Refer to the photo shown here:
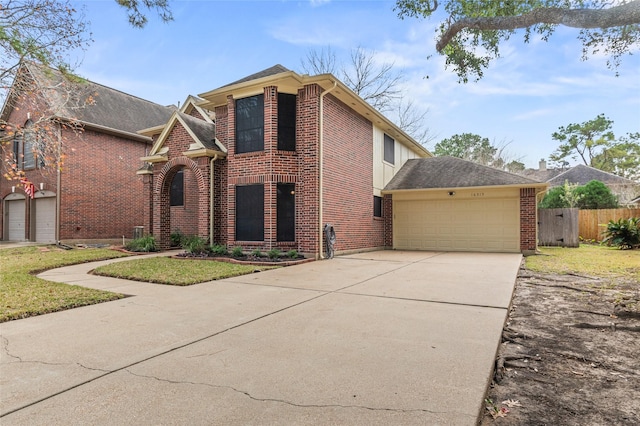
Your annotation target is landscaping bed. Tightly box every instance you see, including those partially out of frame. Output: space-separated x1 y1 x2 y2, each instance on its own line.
481 246 640 425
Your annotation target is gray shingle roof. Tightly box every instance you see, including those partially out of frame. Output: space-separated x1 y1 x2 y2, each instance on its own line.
26 62 175 136
177 111 217 149
221 64 291 88
547 164 635 186
384 156 541 191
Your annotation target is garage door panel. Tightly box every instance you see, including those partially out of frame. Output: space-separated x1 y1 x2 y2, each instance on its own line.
393 197 520 253
35 197 56 243
7 200 26 241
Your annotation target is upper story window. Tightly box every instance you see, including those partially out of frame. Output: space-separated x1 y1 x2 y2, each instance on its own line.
170 170 184 206
236 94 264 154
12 119 41 171
383 134 395 165
278 93 296 151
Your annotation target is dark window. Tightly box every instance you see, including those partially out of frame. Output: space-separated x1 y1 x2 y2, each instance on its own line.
374 195 383 218
384 134 395 165
277 183 295 241
12 134 23 169
236 94 264 154
236 184 264 241
278 93 296 151
23 129 36 170
170 170 184 206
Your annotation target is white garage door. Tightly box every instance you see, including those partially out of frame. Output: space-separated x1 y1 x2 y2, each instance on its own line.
7 199 26 241
393 197 520 253
35 197 56 243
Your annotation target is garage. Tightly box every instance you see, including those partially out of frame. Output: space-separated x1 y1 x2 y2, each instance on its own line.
34 193 56 243
5 194 26 241
384 157 547 254
393 189 521 252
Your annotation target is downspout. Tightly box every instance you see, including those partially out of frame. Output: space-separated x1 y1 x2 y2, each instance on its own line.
55 126 61 243
318 80 337 259
209 155 218 244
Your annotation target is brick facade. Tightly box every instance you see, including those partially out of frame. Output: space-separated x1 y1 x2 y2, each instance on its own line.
520 187 538 252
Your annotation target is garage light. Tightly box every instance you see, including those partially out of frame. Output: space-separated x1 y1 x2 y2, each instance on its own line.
448 191 455 196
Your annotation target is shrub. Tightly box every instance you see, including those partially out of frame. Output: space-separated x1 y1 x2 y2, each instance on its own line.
267 248 282 259
575 180 618 209
286 249 299 259
231 246 244 258
170 229 184 247
181 235 208 254
210 244 229 256
539 186 567 208
251 249 263 257
125 235 157 252
602 218 640 250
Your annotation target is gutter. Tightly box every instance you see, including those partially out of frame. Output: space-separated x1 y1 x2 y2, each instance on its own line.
318 80 337 259
210 155 218 244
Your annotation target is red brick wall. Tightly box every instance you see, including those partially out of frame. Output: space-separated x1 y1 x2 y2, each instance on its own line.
60 128 150 240
383 194 393 247
520 188 538 252
321 94 382 252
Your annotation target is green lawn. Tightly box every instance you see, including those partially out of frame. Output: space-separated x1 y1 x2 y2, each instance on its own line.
92 257 277 286
526 244 640 281
0 246 130 322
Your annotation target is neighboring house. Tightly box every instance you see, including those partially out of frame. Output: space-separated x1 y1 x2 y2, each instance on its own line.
0 62 175 243
522 160 639 205
141 65 546 256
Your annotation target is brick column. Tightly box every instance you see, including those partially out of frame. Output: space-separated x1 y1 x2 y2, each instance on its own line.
520 188 537 253
383 194 393 248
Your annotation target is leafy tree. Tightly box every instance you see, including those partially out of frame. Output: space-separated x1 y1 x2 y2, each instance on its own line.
549 115 640 180
538 186 567 209
550 114 615 166
300 46 434 145
394 0 640 82
434 133 524 170
574 180 618 209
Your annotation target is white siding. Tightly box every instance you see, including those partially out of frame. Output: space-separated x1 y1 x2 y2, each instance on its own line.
372 127 422 196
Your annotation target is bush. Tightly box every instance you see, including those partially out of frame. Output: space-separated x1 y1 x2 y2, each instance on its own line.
210 244 229 256
231 246 244 258
286 250 299 259
170 229 184 247
575 180 618 209
125 235 157 252
602 218 640 249
539 186 567 208
251 249 263 257
181 235 208 254
267 248 282 259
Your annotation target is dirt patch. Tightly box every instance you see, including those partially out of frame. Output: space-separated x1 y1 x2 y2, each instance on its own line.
481 263 640 425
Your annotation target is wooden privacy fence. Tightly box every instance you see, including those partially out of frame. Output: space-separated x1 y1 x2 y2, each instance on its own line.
538 208 579 247
578 208 640 242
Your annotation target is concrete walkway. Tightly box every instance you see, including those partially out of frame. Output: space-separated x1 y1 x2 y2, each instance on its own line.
0 250 521 425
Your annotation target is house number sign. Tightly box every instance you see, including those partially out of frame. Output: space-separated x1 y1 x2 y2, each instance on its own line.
471 192 485 197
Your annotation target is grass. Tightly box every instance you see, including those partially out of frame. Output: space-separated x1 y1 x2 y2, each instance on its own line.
0 246 130 322
93 257 278 286
526 244 640 281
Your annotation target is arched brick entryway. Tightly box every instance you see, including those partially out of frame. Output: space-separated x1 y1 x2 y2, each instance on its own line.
154 157 209 249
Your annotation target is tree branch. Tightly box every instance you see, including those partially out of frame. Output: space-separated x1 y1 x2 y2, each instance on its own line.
437 0 640 52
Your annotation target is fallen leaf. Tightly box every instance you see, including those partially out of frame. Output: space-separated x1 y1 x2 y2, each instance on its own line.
502 399 522 408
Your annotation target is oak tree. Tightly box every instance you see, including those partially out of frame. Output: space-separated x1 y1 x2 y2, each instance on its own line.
395 0 640 82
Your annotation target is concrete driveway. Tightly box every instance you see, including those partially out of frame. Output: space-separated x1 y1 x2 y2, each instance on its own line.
0 250 521 425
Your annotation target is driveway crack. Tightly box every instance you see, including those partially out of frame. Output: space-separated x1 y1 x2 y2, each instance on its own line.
124 370 464 416
1 335 22 362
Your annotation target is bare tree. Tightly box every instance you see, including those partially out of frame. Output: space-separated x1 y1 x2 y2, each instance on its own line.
300 46 431 145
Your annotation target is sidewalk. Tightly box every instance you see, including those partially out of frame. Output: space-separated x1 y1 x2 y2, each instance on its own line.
1 250 521 425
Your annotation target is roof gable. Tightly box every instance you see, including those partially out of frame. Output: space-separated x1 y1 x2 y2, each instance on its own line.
384 156 543 191
221 65 291 88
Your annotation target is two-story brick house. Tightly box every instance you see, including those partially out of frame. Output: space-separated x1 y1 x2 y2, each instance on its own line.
0 62 174 243
140 65 546 257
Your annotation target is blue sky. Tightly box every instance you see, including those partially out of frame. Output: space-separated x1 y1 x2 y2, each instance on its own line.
71 0 640 169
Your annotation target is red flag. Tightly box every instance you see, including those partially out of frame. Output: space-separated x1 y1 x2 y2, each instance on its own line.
20 177 35 199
